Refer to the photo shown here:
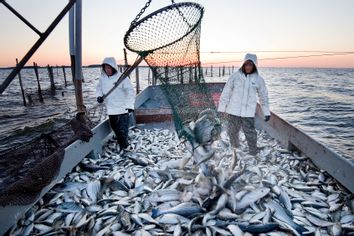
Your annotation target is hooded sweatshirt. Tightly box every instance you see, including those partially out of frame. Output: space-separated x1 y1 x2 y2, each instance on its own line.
96 57 135 115
217 53 270 117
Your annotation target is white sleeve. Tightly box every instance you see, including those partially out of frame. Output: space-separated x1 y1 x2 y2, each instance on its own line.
95 77 103 97
257 76 270 116
123 78 136 110
217 75 235 112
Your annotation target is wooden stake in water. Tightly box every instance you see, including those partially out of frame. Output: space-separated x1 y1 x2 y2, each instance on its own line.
16 59 27 107
62 66 67 87
148 68 151 85
180 67 184 84
189 66 192 83
210 65 213 77
33 62 43 103
135 66 140 94
47 65 56 94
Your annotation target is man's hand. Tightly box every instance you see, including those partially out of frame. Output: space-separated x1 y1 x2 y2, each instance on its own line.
97 96 104 103
265 115 271 122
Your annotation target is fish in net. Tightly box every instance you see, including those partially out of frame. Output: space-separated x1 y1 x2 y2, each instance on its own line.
124 2 222 175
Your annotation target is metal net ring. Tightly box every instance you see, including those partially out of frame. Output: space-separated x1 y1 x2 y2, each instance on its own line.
124 2 204 54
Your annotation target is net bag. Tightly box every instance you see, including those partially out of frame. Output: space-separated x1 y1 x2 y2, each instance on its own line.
124 2 220 143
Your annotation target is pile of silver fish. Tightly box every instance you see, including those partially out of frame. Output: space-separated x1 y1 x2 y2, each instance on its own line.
8 126 354 235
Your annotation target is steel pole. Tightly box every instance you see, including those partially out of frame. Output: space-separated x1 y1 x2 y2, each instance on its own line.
73 0 85 113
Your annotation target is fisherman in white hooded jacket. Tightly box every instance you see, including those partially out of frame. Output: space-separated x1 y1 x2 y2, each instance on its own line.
218 53 270 155
96 57 135 151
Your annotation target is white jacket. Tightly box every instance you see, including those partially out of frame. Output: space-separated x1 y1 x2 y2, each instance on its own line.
96 57 135 115
217 54 270 117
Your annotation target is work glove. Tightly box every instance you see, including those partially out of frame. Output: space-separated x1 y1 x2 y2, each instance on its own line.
97 96 104 103
127 109 134 113
265 115 271 122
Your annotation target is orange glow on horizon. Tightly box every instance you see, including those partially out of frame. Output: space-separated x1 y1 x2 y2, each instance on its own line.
1 52 354 69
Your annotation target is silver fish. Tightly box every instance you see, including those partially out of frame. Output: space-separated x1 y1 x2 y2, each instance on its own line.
152 202 203 218
235 187 270 213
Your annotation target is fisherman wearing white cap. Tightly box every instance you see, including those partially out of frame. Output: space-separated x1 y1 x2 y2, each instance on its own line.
218 53 271 155
96 57 135 153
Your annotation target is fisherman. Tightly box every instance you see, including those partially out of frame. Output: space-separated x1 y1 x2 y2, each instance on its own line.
218 53 271 156
96 57 135 152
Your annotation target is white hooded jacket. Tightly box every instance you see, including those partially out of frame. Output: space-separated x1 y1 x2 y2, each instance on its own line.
96 57 135 115
217 54 270 117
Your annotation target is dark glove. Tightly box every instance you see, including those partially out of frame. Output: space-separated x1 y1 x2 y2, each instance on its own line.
265 115 271 122
97 96 104 103
127 109 134 113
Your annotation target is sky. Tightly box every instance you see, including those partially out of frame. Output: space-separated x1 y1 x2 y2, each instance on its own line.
0 0 354 68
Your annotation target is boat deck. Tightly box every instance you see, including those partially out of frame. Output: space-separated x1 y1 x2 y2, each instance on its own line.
5 121 354 235
1 83 353 235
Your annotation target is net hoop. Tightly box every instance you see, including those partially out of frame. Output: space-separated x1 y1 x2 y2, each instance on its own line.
124 2 204 54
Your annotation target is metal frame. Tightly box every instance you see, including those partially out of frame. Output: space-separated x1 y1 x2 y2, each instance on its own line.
0 0 77 94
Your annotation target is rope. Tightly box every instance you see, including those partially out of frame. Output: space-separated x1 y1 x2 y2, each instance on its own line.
201 51 354 65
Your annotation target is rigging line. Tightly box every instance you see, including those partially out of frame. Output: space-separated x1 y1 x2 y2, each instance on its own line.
200 50 354 54
201 52 354 65
125 50 354 55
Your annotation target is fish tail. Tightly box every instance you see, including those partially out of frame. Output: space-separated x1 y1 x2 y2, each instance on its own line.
151 208 160 218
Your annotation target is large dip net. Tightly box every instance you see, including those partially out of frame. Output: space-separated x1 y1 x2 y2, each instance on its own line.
124 2 220 142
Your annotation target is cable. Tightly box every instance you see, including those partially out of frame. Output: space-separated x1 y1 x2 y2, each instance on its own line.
201 52 354 65
200 50 354 54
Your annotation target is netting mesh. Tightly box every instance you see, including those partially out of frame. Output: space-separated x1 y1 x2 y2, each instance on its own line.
125 2 216 136
0 107 103 206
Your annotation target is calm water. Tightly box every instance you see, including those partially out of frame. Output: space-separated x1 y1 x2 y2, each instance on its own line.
0 67 353 160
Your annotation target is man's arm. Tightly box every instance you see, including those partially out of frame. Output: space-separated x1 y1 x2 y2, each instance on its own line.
123 79 136 110
257 76 271 117
218 75 235 113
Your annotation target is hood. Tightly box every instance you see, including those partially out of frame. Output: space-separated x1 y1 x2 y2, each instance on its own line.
243 53 258 67
239 53 258 74
102 57 119 74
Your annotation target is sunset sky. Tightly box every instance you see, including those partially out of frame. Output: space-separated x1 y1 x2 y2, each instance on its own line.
1 0 354 68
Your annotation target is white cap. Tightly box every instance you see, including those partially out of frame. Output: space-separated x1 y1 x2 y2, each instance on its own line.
243 53 258 66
